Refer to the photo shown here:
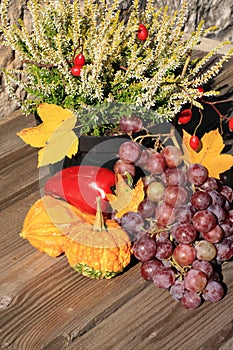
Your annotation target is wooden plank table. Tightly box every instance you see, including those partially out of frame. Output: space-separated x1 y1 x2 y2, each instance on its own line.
0 53 233 350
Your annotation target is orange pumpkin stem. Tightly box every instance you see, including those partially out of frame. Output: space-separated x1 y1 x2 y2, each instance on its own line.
92 197 106 232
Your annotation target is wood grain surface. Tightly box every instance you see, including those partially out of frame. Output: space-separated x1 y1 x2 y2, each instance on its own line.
0 55 233 350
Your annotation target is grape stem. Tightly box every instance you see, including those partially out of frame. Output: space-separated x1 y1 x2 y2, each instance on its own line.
170 256 191 276
149 226 171 238
133 126 180 149
169 126 182 150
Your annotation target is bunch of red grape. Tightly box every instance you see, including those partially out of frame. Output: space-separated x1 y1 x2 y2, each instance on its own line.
114 115 233 310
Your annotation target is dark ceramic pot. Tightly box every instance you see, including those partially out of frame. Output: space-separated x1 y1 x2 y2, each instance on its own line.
49 134 131 175
35 110 233 188
34 112 132 174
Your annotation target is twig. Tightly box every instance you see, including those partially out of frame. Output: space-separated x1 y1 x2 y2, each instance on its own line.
21 60 57 68
119 65 128 71
181 50 192 77
194 108 204 136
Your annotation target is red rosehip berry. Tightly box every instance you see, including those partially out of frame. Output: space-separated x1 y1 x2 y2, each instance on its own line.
197 87 204 94
178 109 192 124
229 117 233 132
70 65 82 76
189 135 200 151
137 23 148 41
74 52 86 66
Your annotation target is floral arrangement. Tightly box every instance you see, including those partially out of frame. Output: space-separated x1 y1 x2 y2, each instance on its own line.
1 0 233 310
1 0 233 134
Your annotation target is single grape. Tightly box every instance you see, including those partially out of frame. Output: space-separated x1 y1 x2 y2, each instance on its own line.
114 159 136 177
184 268 207 293
215 238 233 261
199 177 218 191
140 259 163 281
221 219 233 237
164 185 189 208
155 237 173 260
202 225 224 243
181 290 202 310
170 279 185 301
190 190 212 210
145 152 167 174
208 204 227 225
135 230 151 240
157 230 170 239
138 198 156 219
133 236 157 262
192 210 217 233
146 181 165 202
186 163 208 185
120 212 144 235
118 141 142 164
142 175 156 189
219 185 233 203
175 205 195 223
227 234 233 243
228 210 233 221
211 271 221 282
155 203 176 227
172 223 197 244
173 244 196 266
161 145 183 168
202 280 224 302
119 115 143 134
135 149 149 167
161 167 187 186
208 190 224 207
192 260 214 279
224 200 231 211
195 240 216 261
152 267 175 289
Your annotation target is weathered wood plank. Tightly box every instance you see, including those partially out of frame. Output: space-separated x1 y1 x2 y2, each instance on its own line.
0 190 50 275
0 152 40 210
1 187 232 350
0 253 145 349
0 190 145 350
0 110 36 169
67 262 233 350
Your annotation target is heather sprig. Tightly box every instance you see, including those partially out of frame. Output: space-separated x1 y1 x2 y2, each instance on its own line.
1 0 232 131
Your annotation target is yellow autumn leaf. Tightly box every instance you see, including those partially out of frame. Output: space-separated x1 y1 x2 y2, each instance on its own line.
37 103 75 124
17 103 79 167
107 175 145 218
182 129 233 179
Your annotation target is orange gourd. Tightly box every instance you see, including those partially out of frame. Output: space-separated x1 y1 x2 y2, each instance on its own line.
20 196 132 278
20 195 80 257
65 197 132 278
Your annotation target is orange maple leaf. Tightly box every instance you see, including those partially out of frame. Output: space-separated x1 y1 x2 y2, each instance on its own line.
182 129 233 179
106 175 145 218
